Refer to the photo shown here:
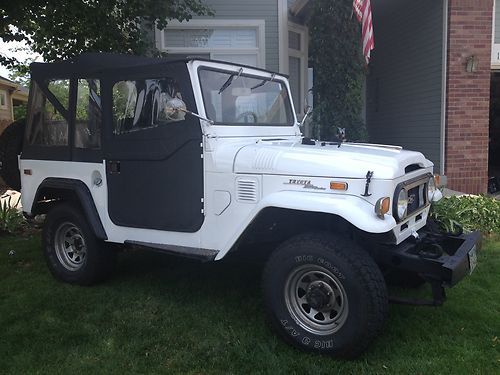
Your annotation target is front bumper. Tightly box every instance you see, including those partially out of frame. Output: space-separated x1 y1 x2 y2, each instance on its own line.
373 228 481 288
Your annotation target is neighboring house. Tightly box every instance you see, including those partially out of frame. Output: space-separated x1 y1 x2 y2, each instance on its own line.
0 76 28 134
154 0 493 194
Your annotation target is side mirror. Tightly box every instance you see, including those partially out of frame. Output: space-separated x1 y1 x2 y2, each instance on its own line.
165 97 215 125
165 98 187 121
304 88 313 114
300 89 313 127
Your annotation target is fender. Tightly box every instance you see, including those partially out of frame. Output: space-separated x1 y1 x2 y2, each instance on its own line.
215 191 397 260
31 178 107 240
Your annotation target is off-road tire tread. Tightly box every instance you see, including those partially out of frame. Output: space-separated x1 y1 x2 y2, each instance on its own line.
262 232 388 358
0 119 26 191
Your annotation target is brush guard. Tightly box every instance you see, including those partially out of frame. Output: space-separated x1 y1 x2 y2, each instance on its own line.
372 225 480 306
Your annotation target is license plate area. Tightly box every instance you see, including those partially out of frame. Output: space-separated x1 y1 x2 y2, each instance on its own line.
468 246 477 274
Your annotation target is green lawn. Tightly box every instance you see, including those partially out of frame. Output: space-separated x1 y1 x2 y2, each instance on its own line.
1 234 499 374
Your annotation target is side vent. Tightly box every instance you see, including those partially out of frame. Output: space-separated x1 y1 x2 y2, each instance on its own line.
236 178 259 203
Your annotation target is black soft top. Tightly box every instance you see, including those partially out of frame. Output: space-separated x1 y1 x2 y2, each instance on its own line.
30 52 284 78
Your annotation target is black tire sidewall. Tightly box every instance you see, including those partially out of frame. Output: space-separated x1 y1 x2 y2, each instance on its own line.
263 236 386 356
43 204 108 285
0 119 25 191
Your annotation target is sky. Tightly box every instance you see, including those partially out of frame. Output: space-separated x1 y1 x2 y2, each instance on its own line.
0 38 42 79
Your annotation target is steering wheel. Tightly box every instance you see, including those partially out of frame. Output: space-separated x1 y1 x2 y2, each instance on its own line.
235 111 258 123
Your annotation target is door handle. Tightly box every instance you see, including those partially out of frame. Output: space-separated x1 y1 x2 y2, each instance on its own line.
107 160 121 174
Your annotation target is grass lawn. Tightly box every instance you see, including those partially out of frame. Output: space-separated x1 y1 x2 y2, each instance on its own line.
0 234 499 374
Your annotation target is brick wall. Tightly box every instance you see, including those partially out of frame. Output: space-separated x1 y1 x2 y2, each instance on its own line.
445 0 493 194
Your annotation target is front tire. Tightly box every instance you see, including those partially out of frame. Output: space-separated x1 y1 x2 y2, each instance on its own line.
43 203 115 285
262 232 388 358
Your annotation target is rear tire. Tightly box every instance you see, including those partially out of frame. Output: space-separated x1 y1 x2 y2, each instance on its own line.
43 203 115 285
0 119 26 191
262 232 388 358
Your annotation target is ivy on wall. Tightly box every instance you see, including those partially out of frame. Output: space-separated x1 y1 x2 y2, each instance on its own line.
308 0 368 141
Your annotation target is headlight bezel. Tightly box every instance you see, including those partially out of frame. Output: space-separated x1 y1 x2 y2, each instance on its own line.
392 173 433 223
394 187 408 221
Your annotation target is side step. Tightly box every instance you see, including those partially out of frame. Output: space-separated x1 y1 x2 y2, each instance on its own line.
124 240 219 262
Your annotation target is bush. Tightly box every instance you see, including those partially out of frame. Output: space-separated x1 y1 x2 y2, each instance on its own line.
0 195 25 235
430 195 500 235
308 0 368 142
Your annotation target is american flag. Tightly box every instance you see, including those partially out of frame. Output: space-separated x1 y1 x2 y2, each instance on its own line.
353 0 374 64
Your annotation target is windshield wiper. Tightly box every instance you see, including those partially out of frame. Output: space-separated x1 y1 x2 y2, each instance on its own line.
218 68 243 94
251 73 276 91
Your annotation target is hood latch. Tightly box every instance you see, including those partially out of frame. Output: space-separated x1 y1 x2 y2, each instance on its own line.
361 171 374 197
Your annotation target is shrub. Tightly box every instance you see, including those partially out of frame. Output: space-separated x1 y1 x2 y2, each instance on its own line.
430 195 500 235
0 195 25 234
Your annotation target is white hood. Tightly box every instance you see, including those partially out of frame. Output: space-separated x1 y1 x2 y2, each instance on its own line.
231 140 433 179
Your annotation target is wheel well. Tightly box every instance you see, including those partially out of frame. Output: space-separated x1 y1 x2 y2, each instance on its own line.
32 187 80 215
232 207 356 252
31 178 107 240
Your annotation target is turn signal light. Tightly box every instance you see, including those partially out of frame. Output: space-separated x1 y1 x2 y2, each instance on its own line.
330 181 348 191
375 197 391 218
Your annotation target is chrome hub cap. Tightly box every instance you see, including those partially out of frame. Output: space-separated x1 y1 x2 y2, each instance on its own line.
285 265 348 335
54 222 87 271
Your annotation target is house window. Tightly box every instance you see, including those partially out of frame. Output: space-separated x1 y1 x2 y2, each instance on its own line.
157 19 266 68
0 90 7 109
288 23 308 116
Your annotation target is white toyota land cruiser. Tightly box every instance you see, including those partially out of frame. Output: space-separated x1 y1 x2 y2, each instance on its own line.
0 53 479 358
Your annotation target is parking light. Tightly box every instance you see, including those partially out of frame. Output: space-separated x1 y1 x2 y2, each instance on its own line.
375 197 391 218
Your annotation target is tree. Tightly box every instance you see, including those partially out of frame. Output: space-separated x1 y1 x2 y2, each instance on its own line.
308 0 367 142
0 0 213 71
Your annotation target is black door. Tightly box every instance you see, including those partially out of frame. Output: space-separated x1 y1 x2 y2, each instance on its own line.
102 62 204 232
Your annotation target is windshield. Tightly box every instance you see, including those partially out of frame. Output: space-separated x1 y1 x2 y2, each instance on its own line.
199 68 294 126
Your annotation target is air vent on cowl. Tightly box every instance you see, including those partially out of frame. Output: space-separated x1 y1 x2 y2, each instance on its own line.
236 178 259 203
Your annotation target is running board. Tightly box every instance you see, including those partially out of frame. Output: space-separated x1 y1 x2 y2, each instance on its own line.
124 241 219 262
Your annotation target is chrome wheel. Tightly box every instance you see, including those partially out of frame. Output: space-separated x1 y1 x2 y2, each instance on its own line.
285 265 348 335
54 222 87 271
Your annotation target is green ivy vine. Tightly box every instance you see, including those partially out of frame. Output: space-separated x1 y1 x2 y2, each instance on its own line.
308 0 368 141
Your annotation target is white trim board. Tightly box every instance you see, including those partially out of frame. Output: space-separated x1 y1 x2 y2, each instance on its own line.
278 0 289 74
440 0 448 176
156 19 266 68
288 22 309 115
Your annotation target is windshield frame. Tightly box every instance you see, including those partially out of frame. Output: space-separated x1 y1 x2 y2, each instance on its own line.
197 67 295 127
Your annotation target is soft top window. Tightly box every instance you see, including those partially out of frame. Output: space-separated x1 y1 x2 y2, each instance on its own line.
198 68 294 126
26 80 69 147
112 77 183 135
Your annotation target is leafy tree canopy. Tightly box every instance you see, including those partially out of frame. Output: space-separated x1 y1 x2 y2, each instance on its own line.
1 0 213 72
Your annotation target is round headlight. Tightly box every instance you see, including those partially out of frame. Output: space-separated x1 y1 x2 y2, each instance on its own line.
428 176 437 202
396 189 408 220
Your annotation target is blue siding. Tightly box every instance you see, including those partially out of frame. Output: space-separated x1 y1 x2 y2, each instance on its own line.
366 0 445 171
191 0 279 72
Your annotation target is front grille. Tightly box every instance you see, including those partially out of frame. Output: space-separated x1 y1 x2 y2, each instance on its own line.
406 184 426 216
